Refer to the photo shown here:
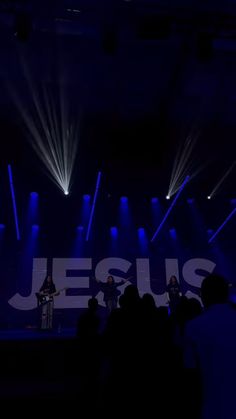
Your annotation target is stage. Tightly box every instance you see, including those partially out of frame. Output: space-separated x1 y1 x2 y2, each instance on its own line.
0 327 76 341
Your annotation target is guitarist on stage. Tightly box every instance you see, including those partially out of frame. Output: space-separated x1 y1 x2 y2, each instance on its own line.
38 274 58 330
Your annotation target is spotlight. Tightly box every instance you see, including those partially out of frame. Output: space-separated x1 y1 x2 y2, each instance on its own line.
208 207 236 243
12 66 79 196
8 164 20 241
110 226 118 237
166 195 170 200
169 228 177 239
138 227 145 235
207 162 235 199
138 227 148 255
207 196 211 200
83 194 90 201
119 195 131 228
151 176 190 243
86 171 102 242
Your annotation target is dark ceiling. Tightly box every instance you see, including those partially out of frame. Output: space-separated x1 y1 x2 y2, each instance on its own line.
0 0 235 199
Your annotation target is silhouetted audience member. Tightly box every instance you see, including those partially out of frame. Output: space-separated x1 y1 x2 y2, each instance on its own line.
76 297 100 340
171 295 189 344
140 293 159 345
187 297 202 320
100 285 142 413
76 297 101 411
123 284 140 309
156 305 170 341
184 273 236 419
141 292 156 309
118 293 125 309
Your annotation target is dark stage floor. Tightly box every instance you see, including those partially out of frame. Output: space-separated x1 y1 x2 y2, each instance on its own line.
0 327 76 341
0 328 83 404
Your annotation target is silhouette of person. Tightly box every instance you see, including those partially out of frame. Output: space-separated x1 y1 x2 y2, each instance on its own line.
38 274 57 330
76 297 101 411
76 297 100 340
95 275 127 313
167 275 181 314
184 273 236 419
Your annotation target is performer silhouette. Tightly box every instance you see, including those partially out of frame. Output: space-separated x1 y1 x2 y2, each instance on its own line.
38 274 58 329
95 275 128 312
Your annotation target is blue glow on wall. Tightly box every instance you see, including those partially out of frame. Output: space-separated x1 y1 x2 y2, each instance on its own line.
111 226 118 237
110 226 119 255
169 228 177 240
28 192 39 226
138 227 148 256
81 194 91 227
73 225 84 256
119 196 131 228
151 196 162 226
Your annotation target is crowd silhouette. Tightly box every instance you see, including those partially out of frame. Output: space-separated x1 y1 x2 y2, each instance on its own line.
74 273 236 418
1 273 234 419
